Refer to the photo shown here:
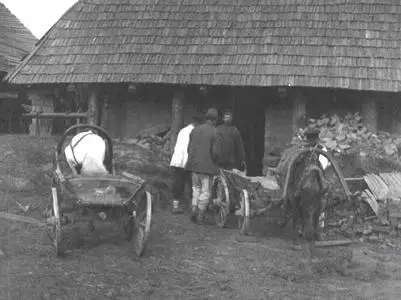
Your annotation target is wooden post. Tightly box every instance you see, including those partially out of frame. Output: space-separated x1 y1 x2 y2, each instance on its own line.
292 89 306 133
27 89 54 136
100 95 109 129
171 91 185 154
361 95 378 133
87 85 100 126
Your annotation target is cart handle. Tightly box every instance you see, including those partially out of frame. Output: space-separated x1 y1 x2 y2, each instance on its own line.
54 123 114 175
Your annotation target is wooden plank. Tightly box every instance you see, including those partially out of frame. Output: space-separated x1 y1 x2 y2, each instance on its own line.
315 239 353 248
23 112 88 119
0 91 18 99
362 189 379 215
364 174 389 201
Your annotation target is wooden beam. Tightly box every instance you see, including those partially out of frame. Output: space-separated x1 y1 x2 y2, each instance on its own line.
361 96 377 133
0 91 18 99
292 89 306 133
87 85 100 125
170 91 185 154
22 112 87 119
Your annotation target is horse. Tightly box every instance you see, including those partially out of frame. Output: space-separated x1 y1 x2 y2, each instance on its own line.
64 130 109 176
281 149 328 261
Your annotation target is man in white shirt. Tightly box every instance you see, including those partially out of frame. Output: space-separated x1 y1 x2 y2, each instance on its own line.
170 114 203 213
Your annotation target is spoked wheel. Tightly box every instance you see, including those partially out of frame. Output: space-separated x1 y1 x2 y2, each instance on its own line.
212 175 230 228
237 189 250 236
132 190 152 257
51 187 63 257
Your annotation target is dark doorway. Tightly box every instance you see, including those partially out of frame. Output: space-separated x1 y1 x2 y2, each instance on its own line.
199 86 266 176
232 89 265 177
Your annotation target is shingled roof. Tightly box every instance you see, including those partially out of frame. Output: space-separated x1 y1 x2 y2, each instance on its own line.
0 2 37 76
5 0 401 92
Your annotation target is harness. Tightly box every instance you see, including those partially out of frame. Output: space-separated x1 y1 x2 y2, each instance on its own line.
69 131 95 171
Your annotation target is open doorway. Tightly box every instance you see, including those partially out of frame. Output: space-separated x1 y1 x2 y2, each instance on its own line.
200 86 266 176
232 89 265 177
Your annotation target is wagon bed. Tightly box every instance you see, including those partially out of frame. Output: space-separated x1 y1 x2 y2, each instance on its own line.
57 173 145 207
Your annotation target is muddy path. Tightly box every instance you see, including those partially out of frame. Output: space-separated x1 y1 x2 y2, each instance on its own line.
1 135 401 300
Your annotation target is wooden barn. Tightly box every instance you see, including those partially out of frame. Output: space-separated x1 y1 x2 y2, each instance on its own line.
0 2 37 133
5 0 401 176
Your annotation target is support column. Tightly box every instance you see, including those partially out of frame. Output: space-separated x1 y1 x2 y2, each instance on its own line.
100 94 109 129
292 89 306 133
392 93 401 134
171 91 185 155
27 88 54 136
87 85 100 126
361 96 378 133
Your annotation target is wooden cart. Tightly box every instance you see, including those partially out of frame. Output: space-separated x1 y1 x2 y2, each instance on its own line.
210 145 353 236
49 124 152 257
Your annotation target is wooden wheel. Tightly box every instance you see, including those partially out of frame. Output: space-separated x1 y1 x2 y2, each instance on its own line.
238 189 250 236
132 190 152 257
51 187 63 257
212 175 230 228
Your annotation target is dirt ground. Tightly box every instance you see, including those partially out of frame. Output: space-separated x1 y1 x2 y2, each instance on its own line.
1 135 401 300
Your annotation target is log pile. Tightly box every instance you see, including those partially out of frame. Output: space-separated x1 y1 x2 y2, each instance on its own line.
128 124 174 157
293 112 401 160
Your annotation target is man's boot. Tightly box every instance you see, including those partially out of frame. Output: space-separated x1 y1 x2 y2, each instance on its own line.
190 205 197 223
196 209 205 225
171 199 184 214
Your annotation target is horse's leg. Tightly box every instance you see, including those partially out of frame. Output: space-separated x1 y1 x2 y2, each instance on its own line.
292 200 301 249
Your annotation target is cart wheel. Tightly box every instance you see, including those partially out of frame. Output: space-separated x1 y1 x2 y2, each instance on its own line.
133 190 152 257
51 187 63 257
238 189 250 236
213 175 230 228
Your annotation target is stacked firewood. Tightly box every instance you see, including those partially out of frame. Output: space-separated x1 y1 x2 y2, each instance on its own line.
293 113 401 160
133 124 173 156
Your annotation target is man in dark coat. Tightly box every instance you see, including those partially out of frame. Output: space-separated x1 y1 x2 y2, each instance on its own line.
186 108 219 224
212 109 246 171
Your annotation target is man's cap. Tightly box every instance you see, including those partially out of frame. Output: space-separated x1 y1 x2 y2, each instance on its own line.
191 112 204 122
205 108 218 120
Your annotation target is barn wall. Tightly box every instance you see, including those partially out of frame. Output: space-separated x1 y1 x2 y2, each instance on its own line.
105 85 199 140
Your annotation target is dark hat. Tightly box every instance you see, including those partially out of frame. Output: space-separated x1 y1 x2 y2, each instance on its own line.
205 108 218 120
191 112 204 123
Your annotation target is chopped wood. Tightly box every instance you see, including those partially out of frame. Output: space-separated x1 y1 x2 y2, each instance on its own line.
161 129 175 143
137 124 170 139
